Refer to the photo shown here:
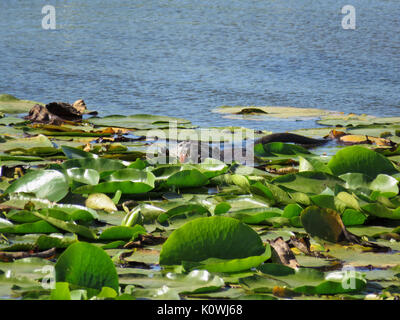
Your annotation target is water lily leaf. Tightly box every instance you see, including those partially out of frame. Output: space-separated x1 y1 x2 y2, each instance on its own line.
127 158 148 170
55 242 119 293
6 146 61 157
0 154 44 162
32 212 97 239
159 216 266 266
0 220 59 234
282 203 303 219
317 114 400 127
255 142 311 157
35 233 78 250
5 169 69 202
369 174 399 198
95 286 118 299
166 166 209 188
249 181 275 203
2 195 98 219
213 202 231 215
87 114 193 129
0 135 53 153
65 168 100 186
272 172 343 195
298 156 332 174
0 94 43 113
61 158 127 174
158 204 209 223
85 193 117 213
328 146 398 179
120 270 224 296
231 174 251 192
362 203 400 220
336 192 361 211
226 207 282 225
182 247 271 273
61 145 98 159
0 116 28 126
0 257 53 286
0 217 13 228
50 282 71 300
341 209 367 226
257 264 366 295
73 169 156 194
238 274 289 293
300 206 347 243
99 225 146 241
195 158 229 179
339 173 371 191
213 105 333 120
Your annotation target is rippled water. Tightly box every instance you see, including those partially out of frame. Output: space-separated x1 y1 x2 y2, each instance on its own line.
0 1 399 132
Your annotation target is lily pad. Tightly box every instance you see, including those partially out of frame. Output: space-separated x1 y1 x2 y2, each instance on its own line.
328 146 398 179
0 94 43 114
85 193 117 213
213 106 334 120
73 169 156 194
159 216 266 266
55 242 119 293
5 169 69 202
300 206 347 243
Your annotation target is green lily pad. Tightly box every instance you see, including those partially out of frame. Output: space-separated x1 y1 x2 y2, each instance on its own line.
369 174 399 198
98 225 147 241
0 134 53 153
73 169 156 194
0 94 43 114
328 146 398 179
298 156 332 174
55 242 119 293
182 247 271 273
65 168 100 186
159 216 266 266
5 169 69 202
272 172 343 195
33 212 97 239
61 158 127 173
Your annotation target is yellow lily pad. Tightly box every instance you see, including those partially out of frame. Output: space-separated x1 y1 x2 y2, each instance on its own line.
212 105 336 120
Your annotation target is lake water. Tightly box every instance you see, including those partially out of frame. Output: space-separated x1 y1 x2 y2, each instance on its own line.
0 0 399 132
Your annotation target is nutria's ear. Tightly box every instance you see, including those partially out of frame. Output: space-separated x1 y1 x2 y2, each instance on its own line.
72 99 98 116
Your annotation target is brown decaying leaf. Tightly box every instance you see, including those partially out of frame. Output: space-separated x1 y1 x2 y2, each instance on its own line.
267 237 299 269
288 235 326 258
123 234 167 249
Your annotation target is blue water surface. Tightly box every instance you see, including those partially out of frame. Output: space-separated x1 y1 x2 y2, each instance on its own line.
0 0 399 131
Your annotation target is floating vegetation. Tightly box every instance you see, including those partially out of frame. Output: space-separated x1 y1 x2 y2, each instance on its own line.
0 96 400 300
